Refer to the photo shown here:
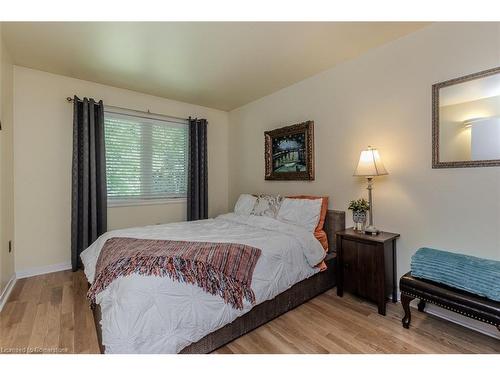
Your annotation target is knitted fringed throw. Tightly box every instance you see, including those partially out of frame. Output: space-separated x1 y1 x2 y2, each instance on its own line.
87 237 261 310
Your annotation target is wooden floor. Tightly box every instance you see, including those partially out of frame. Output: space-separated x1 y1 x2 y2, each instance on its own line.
1 270 499 354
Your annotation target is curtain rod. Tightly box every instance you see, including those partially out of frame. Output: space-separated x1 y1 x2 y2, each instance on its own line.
66 97 189 122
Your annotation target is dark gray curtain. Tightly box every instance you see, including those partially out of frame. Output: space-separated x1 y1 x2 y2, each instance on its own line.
71 96 107 271
187 118 208 221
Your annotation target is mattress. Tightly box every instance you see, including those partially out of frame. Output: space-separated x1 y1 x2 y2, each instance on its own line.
81 213 326 353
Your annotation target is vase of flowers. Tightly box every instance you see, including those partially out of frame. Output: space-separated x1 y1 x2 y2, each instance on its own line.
348 198 370 231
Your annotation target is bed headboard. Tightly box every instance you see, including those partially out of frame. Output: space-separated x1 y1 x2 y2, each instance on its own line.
324 209 346 252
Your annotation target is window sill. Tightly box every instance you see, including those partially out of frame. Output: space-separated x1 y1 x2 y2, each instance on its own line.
108 198 187 208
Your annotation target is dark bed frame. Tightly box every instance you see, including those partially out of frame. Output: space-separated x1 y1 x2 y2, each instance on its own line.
91 209 345 354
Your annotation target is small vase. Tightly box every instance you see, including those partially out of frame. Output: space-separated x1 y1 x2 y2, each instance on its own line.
353 211 367 231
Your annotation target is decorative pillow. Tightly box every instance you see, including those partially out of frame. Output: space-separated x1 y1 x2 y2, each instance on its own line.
251 194 283 218
287 195 329 251
276 198 322 232
234 194 258 216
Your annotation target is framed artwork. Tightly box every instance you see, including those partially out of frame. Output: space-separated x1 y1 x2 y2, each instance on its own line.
264 120 315 180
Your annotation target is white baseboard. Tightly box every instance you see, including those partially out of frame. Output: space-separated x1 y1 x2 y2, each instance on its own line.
0 274 17 312
412 301 500 339
15 262 72 279
393 287 499 339
0 262 71 312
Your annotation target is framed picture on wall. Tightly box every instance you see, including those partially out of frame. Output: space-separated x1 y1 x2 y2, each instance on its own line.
264 120 315 180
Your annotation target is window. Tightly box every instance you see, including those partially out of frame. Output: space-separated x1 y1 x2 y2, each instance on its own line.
104 110 188 204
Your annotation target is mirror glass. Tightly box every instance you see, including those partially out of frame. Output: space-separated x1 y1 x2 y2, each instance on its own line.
436 70 500 166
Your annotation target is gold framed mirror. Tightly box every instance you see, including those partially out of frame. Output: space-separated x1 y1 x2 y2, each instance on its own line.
432 66 500 168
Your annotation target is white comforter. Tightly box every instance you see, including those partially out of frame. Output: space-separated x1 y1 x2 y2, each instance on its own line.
81 213 325 353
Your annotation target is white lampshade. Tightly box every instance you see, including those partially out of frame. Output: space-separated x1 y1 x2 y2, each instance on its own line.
354 146 388 177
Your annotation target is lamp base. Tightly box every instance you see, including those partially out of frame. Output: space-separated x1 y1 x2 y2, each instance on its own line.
364 225 380 235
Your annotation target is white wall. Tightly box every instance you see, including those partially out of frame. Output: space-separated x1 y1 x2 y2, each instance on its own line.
471 118 500 160
13 67 229 273
0 24 15 293
228 22 500 281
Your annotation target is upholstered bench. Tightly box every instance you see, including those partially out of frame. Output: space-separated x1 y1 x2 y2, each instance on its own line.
400 272 500 331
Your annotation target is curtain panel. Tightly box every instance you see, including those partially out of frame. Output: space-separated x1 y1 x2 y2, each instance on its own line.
71 96 107 271
187 118 208 221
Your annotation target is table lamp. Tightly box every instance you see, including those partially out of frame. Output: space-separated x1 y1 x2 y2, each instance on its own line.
353 146 388 235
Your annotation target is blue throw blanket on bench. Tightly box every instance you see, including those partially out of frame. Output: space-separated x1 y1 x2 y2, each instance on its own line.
411 247 500 302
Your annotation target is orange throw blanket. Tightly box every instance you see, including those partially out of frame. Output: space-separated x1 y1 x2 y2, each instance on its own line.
87 237 262 310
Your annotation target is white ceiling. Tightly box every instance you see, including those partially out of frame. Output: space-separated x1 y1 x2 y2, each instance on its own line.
3 22 429 111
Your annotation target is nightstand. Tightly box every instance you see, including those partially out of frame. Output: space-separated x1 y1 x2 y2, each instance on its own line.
336 228 400 315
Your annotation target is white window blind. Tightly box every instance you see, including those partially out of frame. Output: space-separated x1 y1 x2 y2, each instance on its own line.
104 110 188 202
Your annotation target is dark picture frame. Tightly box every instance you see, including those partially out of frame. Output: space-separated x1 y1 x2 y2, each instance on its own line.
265 121 314 180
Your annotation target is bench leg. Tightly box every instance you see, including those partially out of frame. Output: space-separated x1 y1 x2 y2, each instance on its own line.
401 294 414 329
417 299 426 312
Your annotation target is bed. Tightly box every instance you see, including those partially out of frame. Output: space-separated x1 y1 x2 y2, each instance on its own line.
82 208 345 354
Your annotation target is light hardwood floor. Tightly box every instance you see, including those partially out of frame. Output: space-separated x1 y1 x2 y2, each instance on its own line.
1 270 498 354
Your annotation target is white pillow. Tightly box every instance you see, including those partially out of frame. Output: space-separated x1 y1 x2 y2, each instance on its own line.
276 198 322 232
234 194 257 216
